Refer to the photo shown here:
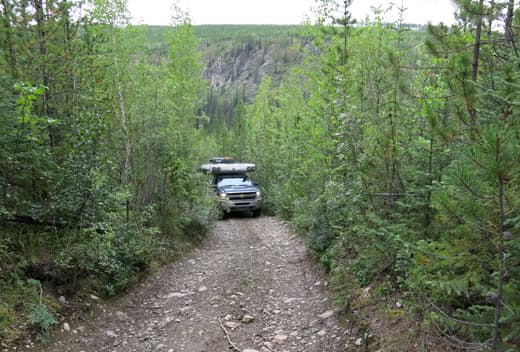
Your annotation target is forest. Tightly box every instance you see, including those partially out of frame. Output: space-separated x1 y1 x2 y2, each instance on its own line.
0 0 519 351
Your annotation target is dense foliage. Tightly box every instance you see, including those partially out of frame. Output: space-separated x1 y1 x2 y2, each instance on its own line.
1 0 518 350
0 0 215 345
211 1 520 350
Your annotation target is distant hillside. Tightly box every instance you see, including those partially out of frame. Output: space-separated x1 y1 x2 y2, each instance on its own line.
146 25 307 125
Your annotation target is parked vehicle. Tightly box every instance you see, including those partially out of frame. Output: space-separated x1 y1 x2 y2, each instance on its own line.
200 157 262 217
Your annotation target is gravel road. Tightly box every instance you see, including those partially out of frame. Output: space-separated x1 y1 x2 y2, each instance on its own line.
23 217 350 352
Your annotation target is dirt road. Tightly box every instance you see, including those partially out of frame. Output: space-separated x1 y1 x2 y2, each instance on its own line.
28 217 350 352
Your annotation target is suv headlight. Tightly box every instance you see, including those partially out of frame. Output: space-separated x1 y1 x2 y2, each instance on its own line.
219 192 228 199
256 191 261 197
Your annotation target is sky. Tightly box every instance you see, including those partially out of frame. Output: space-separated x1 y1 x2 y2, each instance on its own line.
127 0 458 26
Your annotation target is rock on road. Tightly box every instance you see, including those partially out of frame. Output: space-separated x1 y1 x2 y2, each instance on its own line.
31 217 349 352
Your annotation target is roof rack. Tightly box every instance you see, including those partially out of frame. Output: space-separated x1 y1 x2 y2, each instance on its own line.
209 156 235 164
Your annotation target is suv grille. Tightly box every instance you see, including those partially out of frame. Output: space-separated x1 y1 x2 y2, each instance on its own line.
228 192 257 200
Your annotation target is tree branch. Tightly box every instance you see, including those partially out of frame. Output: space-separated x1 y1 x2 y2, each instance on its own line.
218 317 241 352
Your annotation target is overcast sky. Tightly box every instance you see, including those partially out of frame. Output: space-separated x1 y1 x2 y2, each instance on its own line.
127 0 457 26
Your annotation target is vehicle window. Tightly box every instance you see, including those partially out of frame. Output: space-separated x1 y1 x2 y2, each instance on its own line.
217 177 252 187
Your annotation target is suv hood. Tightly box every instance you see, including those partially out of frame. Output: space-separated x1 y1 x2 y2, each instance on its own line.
218 185 258 194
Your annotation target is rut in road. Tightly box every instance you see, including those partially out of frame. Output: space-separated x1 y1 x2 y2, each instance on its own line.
32 217 350 352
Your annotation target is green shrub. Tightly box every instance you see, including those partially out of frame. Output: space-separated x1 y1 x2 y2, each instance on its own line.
57 222 164 297
27 303 56 343
0 276 56 344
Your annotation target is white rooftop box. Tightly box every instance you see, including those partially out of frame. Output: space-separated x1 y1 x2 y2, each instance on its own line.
200 157 256 174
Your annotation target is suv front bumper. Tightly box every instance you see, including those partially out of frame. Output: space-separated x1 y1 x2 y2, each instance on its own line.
219 197 263 213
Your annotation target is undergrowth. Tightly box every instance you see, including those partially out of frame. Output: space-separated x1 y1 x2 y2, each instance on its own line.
0 199 215 348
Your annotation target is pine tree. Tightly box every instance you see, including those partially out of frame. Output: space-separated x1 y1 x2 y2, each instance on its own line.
411 1 520 349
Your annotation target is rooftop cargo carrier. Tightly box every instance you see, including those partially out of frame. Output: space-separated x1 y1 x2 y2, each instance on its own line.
200 157 256 174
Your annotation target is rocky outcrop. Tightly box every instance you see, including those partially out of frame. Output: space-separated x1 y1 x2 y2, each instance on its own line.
203 42 278 97
198 34 305 122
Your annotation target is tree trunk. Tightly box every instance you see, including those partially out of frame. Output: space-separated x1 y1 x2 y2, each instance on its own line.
504 0 514 43
1 0 17 75
34 0 56 148
34 0 49 102
471 0 483 83
469 0 484 127
491 177 505 351
112 33 132 211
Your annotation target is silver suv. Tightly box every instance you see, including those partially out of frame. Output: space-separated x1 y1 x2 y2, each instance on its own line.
201 157 262 217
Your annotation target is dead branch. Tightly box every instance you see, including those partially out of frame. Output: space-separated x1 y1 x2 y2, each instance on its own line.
218 317 241 352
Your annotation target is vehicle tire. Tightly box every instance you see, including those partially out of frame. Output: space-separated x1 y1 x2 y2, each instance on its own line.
252 209 261 217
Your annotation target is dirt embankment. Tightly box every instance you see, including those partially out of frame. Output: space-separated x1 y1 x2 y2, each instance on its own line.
18 217 356 352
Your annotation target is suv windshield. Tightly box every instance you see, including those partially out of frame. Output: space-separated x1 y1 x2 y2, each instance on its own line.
217 176 253 187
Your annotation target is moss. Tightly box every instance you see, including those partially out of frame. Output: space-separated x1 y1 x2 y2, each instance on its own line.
0 293 24 345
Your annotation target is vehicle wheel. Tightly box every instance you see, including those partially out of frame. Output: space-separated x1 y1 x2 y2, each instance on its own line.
252 209 261 217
